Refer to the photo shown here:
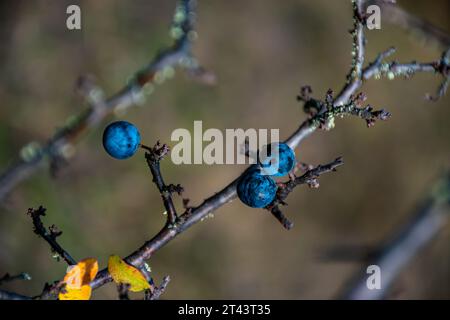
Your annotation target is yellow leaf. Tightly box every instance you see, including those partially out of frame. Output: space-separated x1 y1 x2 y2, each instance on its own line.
59 285 92 300
63 258 99 289
108 255 151 292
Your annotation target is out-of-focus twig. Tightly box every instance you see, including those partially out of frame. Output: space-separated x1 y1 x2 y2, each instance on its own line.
368 0 450 49
0 272 31 286
0 289 32 300
144 276 171 300
338 173 450 300
267 157 344 230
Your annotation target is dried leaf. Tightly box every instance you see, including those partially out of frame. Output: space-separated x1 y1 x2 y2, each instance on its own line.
59 285 92 300
63 258 99 289
108 255 151 292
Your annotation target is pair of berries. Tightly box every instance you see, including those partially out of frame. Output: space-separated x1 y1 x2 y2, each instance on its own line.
237 143 296 208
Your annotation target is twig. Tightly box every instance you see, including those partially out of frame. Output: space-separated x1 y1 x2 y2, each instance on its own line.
117 284 131 300
144 276 171 300
276 157 344 200
27 206 76 265
139 263 170 300
0 0 210 203
0 289 32 300
0 272 31 285
142 142 183 226
33 281 65 300
266 157 344 230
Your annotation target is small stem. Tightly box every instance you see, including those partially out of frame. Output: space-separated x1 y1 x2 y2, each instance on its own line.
269 207 294 230
144 143 179 226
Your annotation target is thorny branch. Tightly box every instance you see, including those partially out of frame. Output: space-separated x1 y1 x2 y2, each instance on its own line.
142 142 184 226
267 157 345 230
27 206 76 266
2 0 450 299
0 0 213 203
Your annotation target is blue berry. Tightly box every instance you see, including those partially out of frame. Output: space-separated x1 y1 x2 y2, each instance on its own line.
237 168 278 208
103 121 141 160
259 142 296 177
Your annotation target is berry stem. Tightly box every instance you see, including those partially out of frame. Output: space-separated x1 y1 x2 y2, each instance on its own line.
144 142 179 226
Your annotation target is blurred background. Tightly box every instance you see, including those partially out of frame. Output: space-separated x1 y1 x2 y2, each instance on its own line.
0 0 449 299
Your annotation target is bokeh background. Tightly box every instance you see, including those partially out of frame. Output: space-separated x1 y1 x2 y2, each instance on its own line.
0 0 449 299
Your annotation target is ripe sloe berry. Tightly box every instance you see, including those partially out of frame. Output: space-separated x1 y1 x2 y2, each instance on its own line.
237 168 278 208
259 142 296 177
103 121 141 160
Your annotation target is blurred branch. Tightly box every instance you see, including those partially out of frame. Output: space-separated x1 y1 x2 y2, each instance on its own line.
368 0 450 49
117 284 131 300
338 173 450 300
0 273 31 285
0 289 31 300
91 0 450 294
0 0 212 204
27 206 76 265
144 276 171 300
